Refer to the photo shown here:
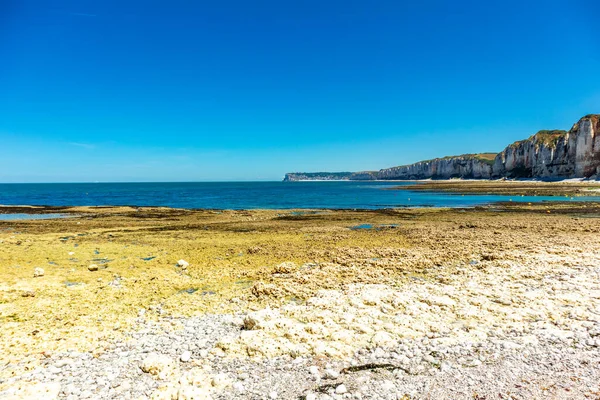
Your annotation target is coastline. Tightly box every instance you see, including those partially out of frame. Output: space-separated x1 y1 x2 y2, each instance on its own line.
1 202 600 398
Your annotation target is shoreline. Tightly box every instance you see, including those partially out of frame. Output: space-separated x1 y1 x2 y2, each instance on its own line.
2 197 600 217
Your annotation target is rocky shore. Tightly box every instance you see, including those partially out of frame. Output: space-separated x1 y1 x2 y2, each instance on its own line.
1 202 599 399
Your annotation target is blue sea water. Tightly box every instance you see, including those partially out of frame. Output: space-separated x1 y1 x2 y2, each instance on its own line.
0 181 597 210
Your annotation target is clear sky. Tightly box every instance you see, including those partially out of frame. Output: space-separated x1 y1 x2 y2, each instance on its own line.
1 0 599 182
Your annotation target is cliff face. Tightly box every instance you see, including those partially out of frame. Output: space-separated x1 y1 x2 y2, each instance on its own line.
376 154 495 180
492 115 600 179
283 172 353 182
283 114 600 181
375 115 600 180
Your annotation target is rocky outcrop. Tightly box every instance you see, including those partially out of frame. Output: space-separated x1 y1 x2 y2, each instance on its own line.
284 114 600 181
492 115 600 179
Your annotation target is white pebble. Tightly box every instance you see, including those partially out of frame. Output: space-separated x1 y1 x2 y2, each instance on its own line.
180 351 191 362
336 384 348 394
232 382 245 393
324 369 340 379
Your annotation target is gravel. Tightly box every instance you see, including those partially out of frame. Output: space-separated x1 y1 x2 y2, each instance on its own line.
1 261 599 399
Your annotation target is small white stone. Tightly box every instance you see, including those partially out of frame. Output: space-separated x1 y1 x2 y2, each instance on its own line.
180 351 191 362
309 366 320 376
33 267 45 277
324 369 340 379
336 384 348 394
177 259 190 269
233 382 245 393
269 391 278 399
305 393 317 400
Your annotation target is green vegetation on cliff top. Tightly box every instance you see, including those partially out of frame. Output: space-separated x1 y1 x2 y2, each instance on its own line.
416 153 497 166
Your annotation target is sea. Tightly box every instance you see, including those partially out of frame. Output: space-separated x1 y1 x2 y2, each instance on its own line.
0 181 598 212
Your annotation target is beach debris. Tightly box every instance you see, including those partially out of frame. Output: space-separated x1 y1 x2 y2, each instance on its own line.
88 264 99 272
33 267 45 277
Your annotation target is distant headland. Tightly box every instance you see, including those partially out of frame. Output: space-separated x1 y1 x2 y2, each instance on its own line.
284 114 600 181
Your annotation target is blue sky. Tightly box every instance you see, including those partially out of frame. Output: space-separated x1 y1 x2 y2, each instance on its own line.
1 0 599 182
